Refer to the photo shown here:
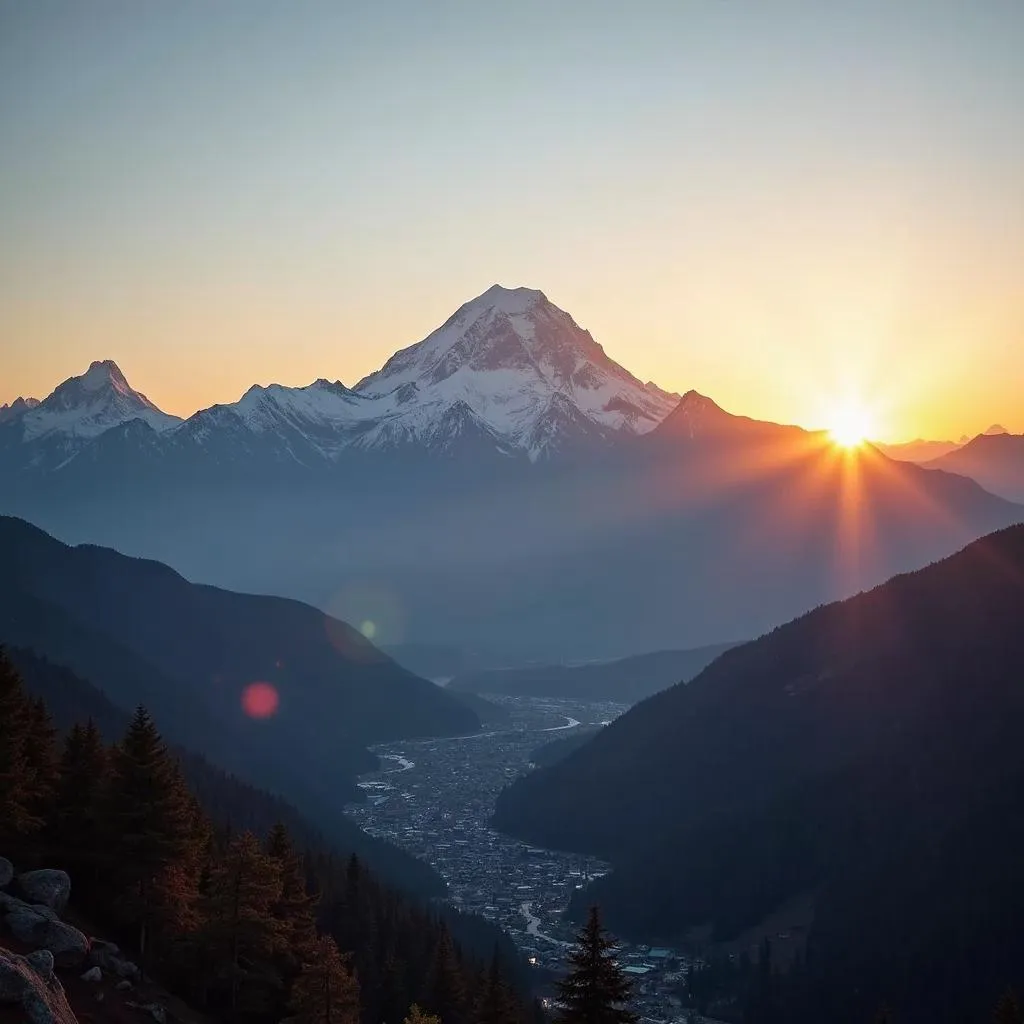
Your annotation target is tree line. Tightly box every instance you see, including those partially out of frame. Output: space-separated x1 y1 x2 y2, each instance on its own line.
0 648 537 1024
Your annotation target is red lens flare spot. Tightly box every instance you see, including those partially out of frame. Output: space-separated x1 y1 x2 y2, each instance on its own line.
241 682 279 719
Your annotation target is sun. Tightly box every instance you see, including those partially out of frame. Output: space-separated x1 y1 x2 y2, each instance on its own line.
828 402 874 449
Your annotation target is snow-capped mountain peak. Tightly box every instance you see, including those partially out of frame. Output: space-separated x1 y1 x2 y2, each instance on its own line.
469 283 547 316
79 359 130 394
353 284 679 458
19 359 181 442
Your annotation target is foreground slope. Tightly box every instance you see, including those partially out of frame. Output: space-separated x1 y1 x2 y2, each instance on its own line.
0 516 478 819
495 524 1024 1022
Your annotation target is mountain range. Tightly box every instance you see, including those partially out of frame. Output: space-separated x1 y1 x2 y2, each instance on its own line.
493 524 1024 1023
2 285 1022 662
875 422 1023 497
447 642 739 702
924 431 1024 503
0 286 677 471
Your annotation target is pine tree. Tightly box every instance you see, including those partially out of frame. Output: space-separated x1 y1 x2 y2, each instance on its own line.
556 906 636 1024
266 821 319 969
379 945 413 1024
0 647 43 847
476 946 519 1024
49 719 109 882
22 694 58 821
290 934 360 1024
995 990 1023 1024
106 706 196 971
150 793 209 942
424 928 468 1024
0 649 36 845
201 829 284 1017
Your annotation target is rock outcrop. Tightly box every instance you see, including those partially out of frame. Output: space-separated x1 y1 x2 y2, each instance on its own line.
1 861 88 968
0 946 79 1024
0 857 13 889
5 910 90 968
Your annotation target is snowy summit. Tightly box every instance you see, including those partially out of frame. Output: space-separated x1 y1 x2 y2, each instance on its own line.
350 284 679 458
16 359 181 442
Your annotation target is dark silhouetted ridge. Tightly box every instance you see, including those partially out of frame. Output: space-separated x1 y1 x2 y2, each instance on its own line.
495 524 1024 1023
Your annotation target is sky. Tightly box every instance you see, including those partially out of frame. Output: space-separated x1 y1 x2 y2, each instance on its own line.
1 0 1022 442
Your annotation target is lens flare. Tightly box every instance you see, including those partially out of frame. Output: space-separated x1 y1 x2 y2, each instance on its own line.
325 581 405 659
241 681 279 719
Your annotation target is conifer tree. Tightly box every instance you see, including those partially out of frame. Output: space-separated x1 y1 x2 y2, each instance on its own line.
22 694 59 821
424 928 468 1024
150 792 209 943
202 829 284 1016
379 945 413 1024
476 946 519 1024
289 934 360 1024
50 719 109 879
556 906 636 1024
266 821 319 969
106 706 195 970
0 649 34 844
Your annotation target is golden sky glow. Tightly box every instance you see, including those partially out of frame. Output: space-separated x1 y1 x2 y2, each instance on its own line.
2 2 1022 442
829 402 875 450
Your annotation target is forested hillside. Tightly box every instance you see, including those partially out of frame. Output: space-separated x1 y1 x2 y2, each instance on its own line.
0 649 538 1024
7 646 443 897
495 525 1024 1023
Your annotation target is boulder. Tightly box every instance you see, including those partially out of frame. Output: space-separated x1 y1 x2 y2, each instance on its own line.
27 950 55 982
5 910 91 967
0 947 79 1024
87 940 138 979
80 966 102 983
16 870 71 915
116 979 133 992
0 856 13 888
